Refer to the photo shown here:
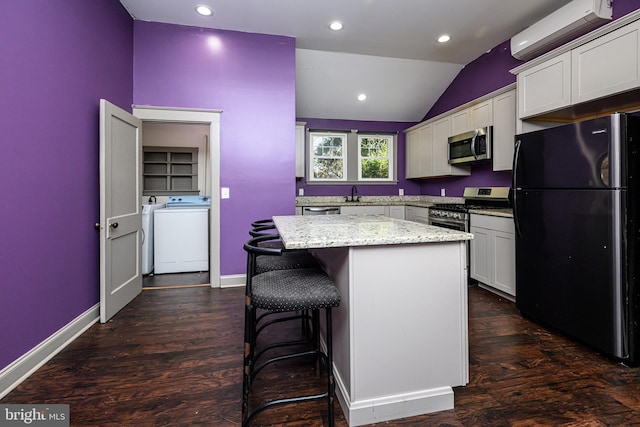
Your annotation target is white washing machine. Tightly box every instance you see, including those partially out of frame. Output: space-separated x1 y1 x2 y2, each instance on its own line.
141 203 166 275
153 195 210 274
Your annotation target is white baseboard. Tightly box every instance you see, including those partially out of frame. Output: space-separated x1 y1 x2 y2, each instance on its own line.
0 304 99 400
334 368 454 426
220 274 245 288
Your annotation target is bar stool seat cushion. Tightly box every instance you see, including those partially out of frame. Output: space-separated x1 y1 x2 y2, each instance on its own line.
255 251 319 274
252 268 341 312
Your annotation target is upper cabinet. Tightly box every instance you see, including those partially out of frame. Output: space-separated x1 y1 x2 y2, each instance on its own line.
492 90 516 171
512 12 640 122
450 99 493 135
295 122 306 178
571 19 640 105
405 124 434 179
517 51 571 119
451 109 470 135
404 85 516 177
432 116 470 177
470 100 493 128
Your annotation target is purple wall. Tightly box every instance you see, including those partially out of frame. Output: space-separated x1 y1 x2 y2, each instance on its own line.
418 0 640 197
296 118 420 196
133 22 296 276
0 1 133 369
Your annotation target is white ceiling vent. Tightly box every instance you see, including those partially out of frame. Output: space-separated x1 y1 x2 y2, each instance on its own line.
511 0 612 60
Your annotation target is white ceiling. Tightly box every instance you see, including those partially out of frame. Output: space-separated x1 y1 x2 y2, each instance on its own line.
119 0 573 122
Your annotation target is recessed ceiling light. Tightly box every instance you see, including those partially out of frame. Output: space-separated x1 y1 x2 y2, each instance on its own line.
195 5 213 16
329 21 344 31
437 34 451 43
357 93 367 102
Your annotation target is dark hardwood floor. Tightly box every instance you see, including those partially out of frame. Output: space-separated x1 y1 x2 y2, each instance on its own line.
142 271 210 288
4 283 640 426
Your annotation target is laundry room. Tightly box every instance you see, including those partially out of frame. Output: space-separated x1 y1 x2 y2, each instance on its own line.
140 121 212 286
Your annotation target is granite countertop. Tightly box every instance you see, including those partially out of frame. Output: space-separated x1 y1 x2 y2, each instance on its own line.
296 196 513 217
296 195 462 208
273 214 473 250
468 208 514 218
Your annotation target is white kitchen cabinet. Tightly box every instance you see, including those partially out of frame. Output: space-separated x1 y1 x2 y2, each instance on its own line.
386 205 405 219
491 90 516 171
451 100 492 136
295 122 306 178
405 206 415 222
405 124 433 179
517 51 571 119
451 109 470 135
433 117 470 177
405 206 430 223
572 19 640 105
470 99 493 128
405 129 419 179
340 205 386 215
470 214 515 299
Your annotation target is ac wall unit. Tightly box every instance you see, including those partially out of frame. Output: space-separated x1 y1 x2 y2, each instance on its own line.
511 0 612 60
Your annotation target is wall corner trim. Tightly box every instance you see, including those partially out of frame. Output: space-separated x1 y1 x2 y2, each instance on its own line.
0 304 100 399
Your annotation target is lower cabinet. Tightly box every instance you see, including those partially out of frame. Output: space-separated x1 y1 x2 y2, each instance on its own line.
386 205 405 219
340 205 386 215
470 214 516 299
405 206 428 223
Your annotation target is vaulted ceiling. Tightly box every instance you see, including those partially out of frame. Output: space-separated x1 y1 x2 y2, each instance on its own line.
119 0 573 122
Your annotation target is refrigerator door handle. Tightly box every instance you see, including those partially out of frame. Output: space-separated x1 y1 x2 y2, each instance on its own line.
512 139 523 237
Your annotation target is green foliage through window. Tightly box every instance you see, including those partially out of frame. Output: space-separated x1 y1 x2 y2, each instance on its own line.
359 137 391 180
310 133 347 180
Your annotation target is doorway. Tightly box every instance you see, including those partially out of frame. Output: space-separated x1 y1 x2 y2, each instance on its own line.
133 106 221 288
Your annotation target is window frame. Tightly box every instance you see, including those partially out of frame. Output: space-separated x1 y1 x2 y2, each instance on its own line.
357 135 394 182
307 131 348 182
306 129 397 184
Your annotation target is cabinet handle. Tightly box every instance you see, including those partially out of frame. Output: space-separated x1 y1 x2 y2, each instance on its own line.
110 222 119 229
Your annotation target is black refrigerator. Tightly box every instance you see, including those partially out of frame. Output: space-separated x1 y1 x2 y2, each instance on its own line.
512 113 640 365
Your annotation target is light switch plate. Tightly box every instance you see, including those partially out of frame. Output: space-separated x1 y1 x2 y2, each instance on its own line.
221 187 230 199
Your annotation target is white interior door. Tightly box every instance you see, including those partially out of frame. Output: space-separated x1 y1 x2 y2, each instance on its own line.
99 99 143 323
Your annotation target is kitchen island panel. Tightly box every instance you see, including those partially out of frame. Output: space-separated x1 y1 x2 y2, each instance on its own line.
312 241 469 426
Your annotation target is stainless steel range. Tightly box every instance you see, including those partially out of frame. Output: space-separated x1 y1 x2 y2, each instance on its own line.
428 187 511 231
428 187 511 280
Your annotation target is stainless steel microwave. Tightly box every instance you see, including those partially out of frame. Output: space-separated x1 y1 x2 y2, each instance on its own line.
447 126 492 165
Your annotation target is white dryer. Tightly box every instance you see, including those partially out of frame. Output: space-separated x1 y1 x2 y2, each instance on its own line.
141 203 166 275
154 196 210 274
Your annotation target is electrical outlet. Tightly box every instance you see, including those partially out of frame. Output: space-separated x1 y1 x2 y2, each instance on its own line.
440 188 446 197
298 188 304 196
398 188 404 196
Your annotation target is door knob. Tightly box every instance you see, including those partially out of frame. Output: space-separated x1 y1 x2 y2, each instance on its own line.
110 222 119 229
95 222 100 230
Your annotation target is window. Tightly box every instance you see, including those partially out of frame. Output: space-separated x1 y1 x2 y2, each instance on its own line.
358 135 393 181
143 147 199 195
309 132 348 181
307 130 397 184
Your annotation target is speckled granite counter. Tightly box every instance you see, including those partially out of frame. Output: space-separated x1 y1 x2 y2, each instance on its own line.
296 195 463 208
272 213 470 425
273 214 472 250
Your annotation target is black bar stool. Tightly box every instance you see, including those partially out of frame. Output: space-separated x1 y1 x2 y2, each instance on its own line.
242 234 341 427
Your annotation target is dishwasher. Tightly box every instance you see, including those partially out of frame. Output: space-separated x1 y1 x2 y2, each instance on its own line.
302 206 340 215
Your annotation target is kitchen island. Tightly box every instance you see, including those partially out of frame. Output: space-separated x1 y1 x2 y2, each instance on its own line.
272 214 473 426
